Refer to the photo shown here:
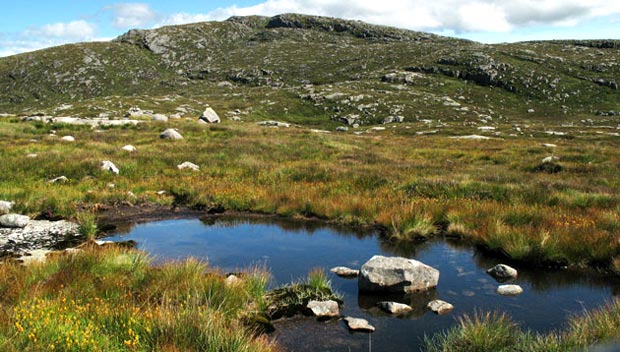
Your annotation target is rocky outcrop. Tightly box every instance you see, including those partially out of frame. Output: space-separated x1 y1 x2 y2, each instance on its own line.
0 219 79 256
358 255 439 293
0 214 30 228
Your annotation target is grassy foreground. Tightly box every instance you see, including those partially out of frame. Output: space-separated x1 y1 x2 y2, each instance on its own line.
0 245 277 351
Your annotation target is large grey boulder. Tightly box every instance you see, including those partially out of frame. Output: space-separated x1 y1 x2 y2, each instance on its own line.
199 107 221 124
160 129 183 140
487 264 518 280
0 214 31 228
359 255 439 293
307 300 339 318
0 201 14 215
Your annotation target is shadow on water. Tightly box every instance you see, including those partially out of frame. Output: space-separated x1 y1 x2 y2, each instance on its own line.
102 216 620 352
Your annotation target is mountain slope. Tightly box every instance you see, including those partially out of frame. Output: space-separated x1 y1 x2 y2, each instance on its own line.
0 13 618 124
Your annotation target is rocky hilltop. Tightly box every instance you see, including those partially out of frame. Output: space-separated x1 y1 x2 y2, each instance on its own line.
0 13 618 125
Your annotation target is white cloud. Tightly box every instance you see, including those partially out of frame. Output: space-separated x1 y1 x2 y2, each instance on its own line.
158 0 620 34
25 20 96 41
107 3 157 29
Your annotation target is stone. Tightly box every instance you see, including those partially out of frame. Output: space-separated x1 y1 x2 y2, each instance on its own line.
527 109 535 113
199 107 221 124
257 120 290 127
0 214 30 228
0 220 79 255
330 266 359 277
427 300 454 315
497 284 523 295
307 300 339 318
542 143 557 148
48 176 69 184
449 135 492 140
0 201 14 215
336 126 349 132
152 114 169 122
160 129 183 140
101 160 119 174
343 317 375 332
487 264 518 280
122 145 137 152
61 135 75 142
225 274 241 286
376 301 413 315
358 255 440 293
177 161 200 171
542 156 560 163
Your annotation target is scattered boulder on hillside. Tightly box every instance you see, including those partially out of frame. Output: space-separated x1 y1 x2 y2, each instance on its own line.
122 145 137 152
542 143 557 148
382 71 422 84
0 201 14 215
307 300 339 318
199 107 221 124
383 116 405 124
0 214 30 228
376 301 413 315
160 129 183 140
336 126 349 132
61 136 75 142
343 317 375 332
427 300 454 315
177 161 200 171
152 114 169 122
101 161 119 174
497 284 523 296
487 264 518 280
330 266 359 277
340 114 360 126
358 255 440 293
125 107 152 117
0 219 79 255
257 121 290 127
542 156 560 163
48 176 69 184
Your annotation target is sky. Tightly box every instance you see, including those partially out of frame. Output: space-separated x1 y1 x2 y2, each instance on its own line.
1 0 619 57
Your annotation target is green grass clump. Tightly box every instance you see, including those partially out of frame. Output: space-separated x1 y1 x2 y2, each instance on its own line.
0 246 276 351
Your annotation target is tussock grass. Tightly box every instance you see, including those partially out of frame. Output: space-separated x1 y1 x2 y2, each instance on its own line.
0 246 276 351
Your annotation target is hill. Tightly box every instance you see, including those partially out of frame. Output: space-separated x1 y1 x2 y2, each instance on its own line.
0 13 618 125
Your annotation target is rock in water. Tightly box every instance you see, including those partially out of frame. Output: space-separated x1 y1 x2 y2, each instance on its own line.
307 300 339 318
199 107 221 123
376 301 413 314
497 284 523 296
0 214 30 228
101 160 119 174
358 255 439 293
343 317 375 332
330 266 359 277
160 129 183 140
0 201 14 215
427 300 454 315
487 264 518 280
177 161 200 171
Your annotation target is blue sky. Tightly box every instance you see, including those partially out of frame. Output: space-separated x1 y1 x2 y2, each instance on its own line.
1 0 619 57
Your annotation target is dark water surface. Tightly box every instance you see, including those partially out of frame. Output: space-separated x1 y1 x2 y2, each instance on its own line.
104 217 620 352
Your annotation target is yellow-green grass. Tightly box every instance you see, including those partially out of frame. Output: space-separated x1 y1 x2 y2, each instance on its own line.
1 117 620 271
0 245 276 351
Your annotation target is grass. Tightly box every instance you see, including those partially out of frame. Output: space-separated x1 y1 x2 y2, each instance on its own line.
424 299 620 351
0 245 277 351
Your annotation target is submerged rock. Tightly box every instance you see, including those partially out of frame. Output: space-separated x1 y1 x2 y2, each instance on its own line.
497 284 523 296
358 255 439 293
487 264 518 280
330 266 359 277
307 300 339 318
343 317 375 332
376 301 413 315
427 300 454 315
0 214 30 228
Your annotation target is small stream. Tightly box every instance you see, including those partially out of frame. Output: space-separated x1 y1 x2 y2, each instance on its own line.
103 217 620 351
